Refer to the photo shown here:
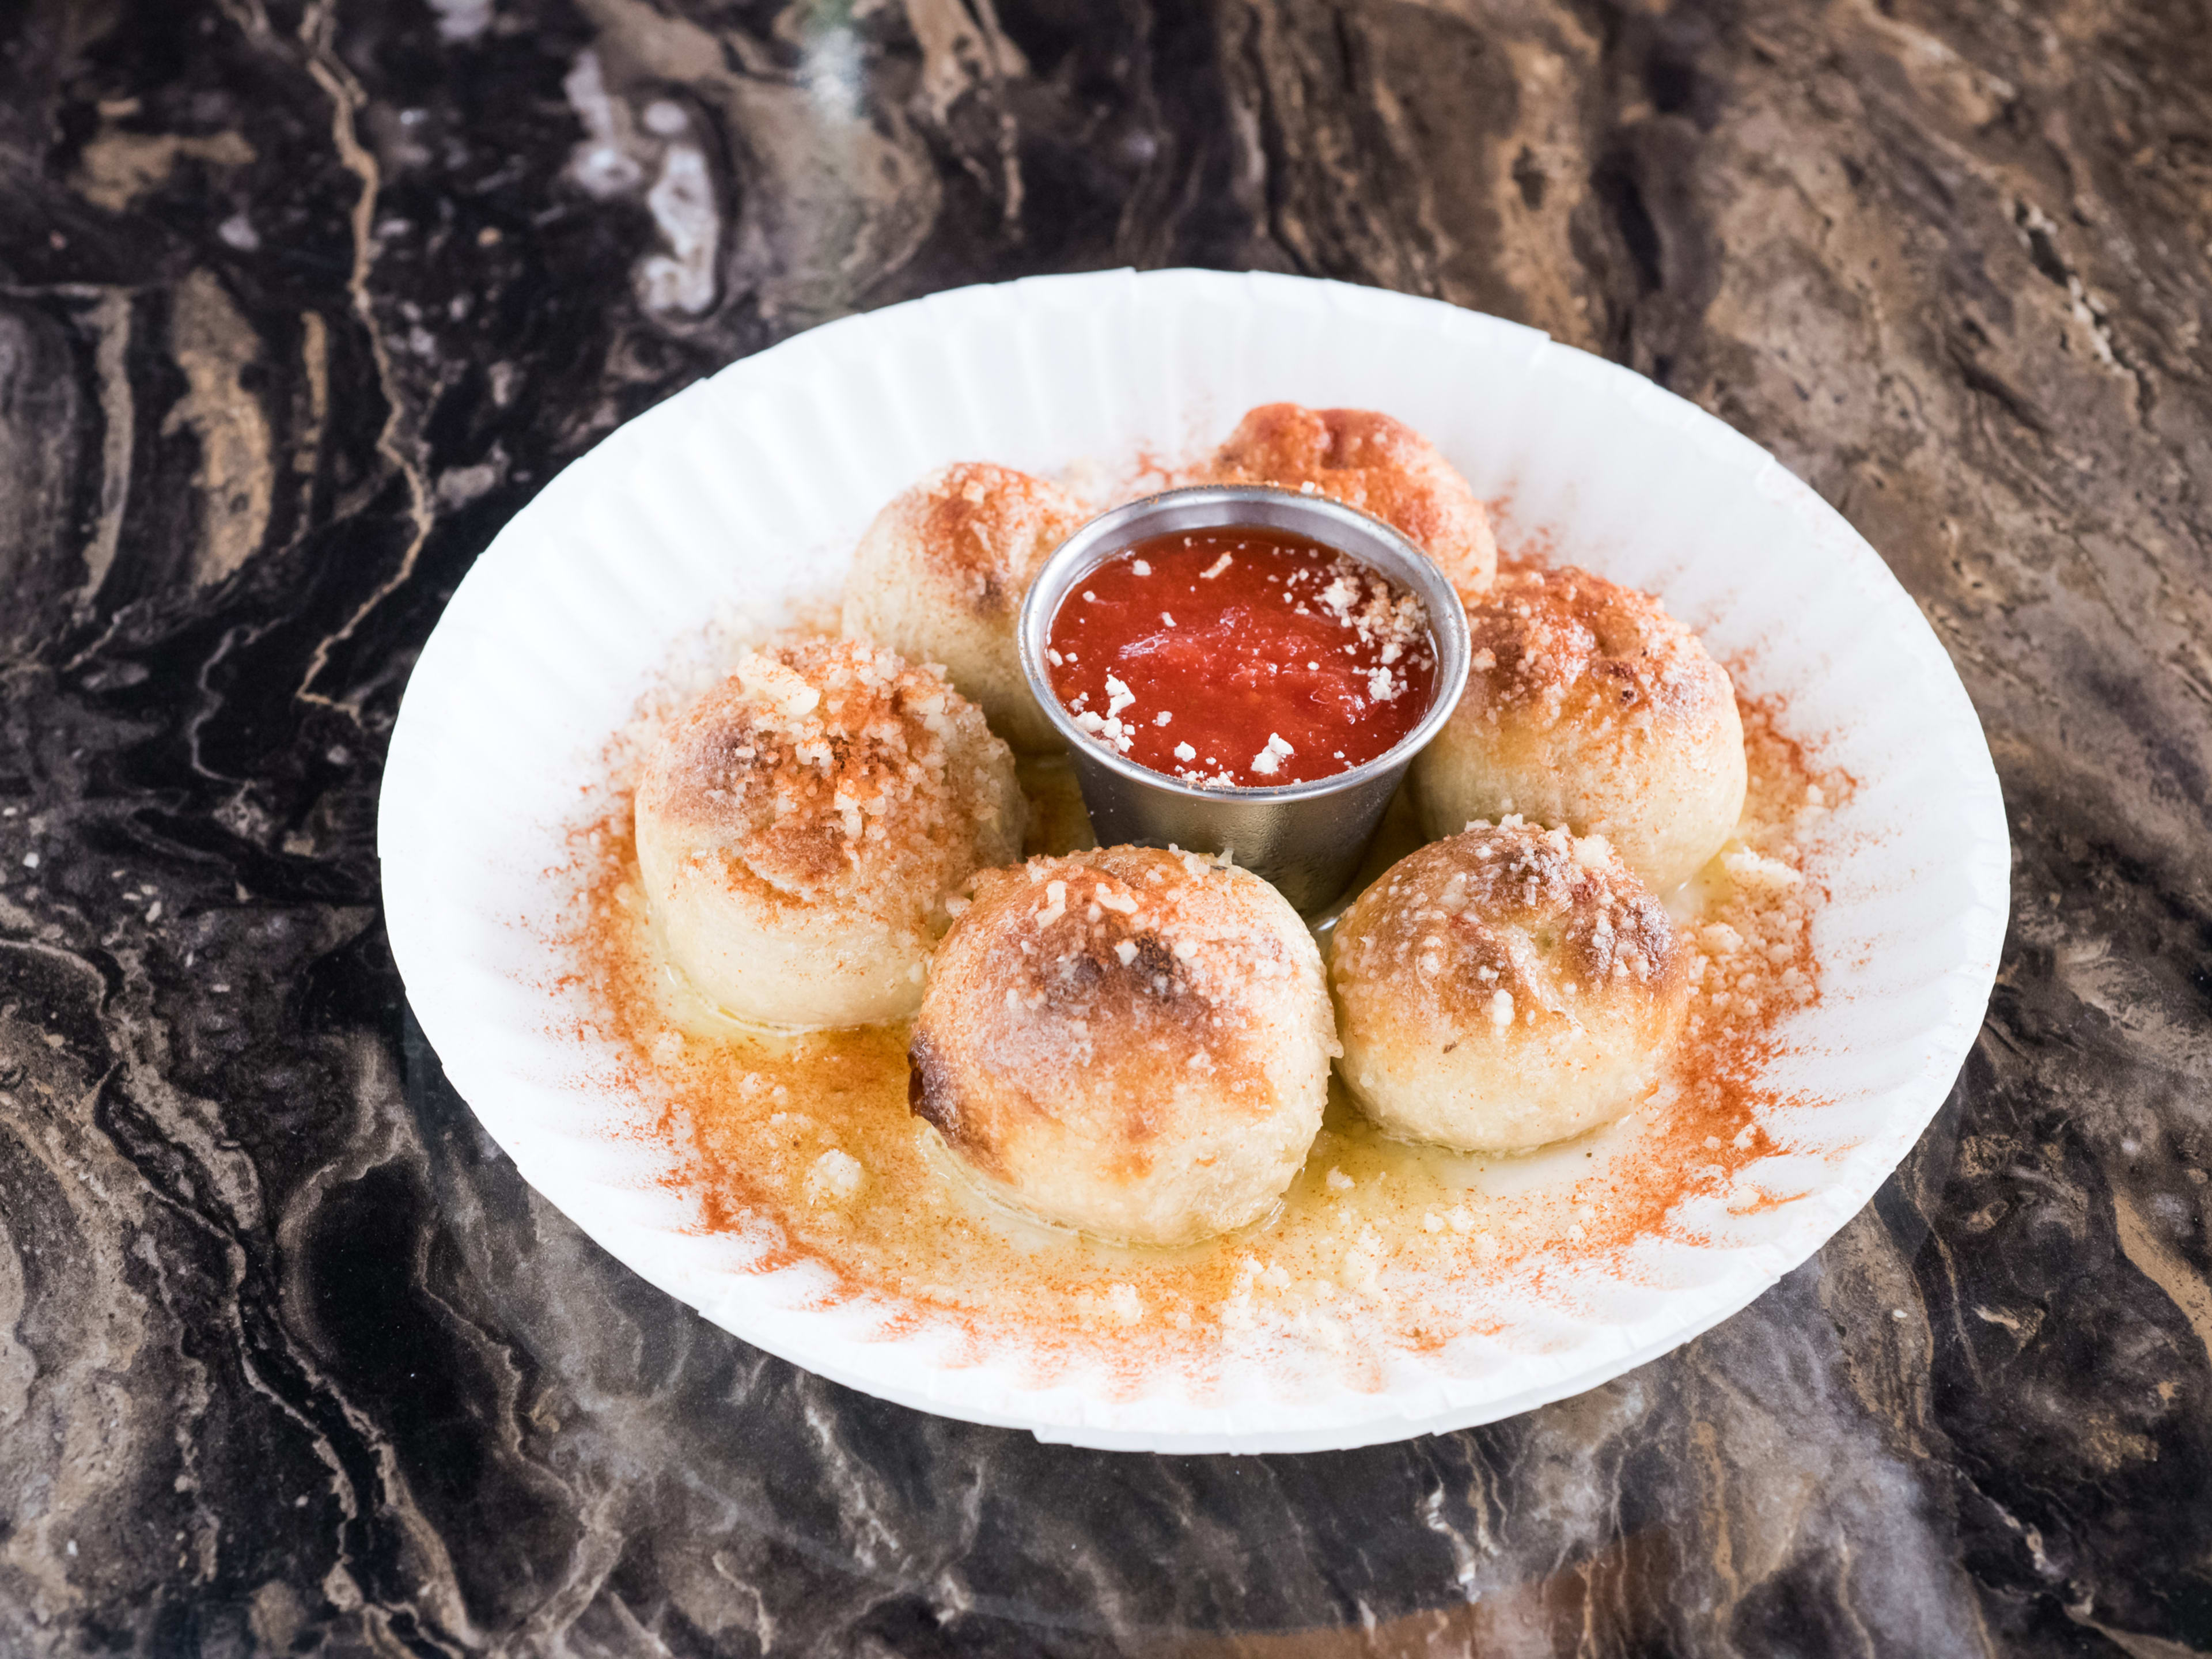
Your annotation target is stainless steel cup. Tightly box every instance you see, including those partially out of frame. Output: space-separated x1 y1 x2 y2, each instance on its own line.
1017 485 1470 912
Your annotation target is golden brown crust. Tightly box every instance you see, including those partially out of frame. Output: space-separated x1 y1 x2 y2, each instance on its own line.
1334 823 1683 1026
1412 565 1747 892
1463 565 1732 732
1330 822 1690 1152
887 461 1091 622
924 849 1287 1139
909 846 1336 1243
841 464 1093 753
639 639 1013 927
632 639 1025 1029
1205 404 1498 596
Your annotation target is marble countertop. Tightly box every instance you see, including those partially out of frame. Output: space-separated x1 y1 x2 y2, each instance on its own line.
2 1 2208 1653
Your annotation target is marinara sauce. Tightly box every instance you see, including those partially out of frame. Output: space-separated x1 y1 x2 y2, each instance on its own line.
1044 525 1438 789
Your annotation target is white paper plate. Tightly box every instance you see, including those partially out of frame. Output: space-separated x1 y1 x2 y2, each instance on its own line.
380 270 2009 1452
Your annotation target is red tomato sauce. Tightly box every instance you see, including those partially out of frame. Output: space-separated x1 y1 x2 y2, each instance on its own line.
1044 525 1438 789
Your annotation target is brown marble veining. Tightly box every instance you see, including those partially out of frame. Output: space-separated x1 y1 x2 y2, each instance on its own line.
0 0 2207 1653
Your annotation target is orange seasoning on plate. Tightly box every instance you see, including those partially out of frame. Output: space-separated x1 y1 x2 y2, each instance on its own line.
1044 525 1438 788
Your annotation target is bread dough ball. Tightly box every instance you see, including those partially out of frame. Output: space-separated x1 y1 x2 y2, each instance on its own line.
635 639 1024 1029
841 463 1093 753
1411 565 1745 892
1331 824 1689 1153
1206 403 1497 598
910 846 1338 1245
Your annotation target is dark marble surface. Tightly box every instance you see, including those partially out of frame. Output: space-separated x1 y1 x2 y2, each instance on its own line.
1 0 2208 1652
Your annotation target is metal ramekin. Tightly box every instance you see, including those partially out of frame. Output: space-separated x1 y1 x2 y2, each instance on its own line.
1017 485 1471 912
